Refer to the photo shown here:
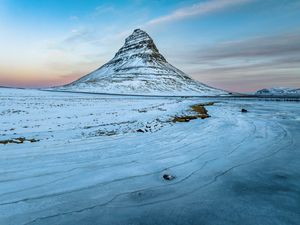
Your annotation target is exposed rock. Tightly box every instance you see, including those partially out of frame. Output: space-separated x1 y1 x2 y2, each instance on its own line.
0 137 39 145
163 174 175 181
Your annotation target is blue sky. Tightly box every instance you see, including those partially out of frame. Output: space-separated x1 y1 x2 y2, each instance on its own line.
0 0 299 92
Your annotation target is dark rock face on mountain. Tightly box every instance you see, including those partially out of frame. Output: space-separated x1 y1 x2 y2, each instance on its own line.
114 29 166 63
58 29 226 96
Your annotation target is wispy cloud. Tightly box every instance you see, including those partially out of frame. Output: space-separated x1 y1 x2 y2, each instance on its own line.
146 0 253 26
173 31 300 91
94 5 116 15
191 32 300 61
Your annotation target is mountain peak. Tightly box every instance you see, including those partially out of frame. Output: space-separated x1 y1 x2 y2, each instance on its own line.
127 28 152 43
114 29 165 62
133 28 148 35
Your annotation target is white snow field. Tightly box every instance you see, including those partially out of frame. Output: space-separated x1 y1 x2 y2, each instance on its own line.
1 87 300 225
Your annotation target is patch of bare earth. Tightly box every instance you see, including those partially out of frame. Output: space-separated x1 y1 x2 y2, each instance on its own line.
0 137 39 145
173 102 214 122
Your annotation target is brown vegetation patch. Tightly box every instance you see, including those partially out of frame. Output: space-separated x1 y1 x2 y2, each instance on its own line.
173 102 214 123
173 115 198 122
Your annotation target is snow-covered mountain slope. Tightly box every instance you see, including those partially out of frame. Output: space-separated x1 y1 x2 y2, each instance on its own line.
256 87 300 96
55 29 226 96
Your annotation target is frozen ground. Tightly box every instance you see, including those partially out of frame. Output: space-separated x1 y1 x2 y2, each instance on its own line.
0 88 300 225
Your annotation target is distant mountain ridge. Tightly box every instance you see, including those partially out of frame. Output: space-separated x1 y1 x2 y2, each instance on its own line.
256 87 300 96
55 29 227 96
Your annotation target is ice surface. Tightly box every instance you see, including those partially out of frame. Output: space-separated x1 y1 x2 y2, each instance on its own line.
0 87 300 225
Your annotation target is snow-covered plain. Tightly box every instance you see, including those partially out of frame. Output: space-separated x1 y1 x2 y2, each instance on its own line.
1 87 300 225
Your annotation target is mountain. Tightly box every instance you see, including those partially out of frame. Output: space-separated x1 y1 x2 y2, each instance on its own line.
56 29 226 96
256 87 300 96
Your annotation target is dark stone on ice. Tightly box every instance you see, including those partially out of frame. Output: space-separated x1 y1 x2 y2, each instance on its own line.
163 174 175 181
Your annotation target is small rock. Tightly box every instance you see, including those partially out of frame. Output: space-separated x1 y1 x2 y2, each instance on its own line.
163 174 175 181
29 139 39 143
13 137 26 144
136 129 144 133
138 109 147 113
241 109 248 113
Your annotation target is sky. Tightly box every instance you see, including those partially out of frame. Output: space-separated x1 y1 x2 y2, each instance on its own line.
0 0 300 92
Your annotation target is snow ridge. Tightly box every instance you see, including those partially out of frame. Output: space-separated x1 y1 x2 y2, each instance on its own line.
58 29 226 96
